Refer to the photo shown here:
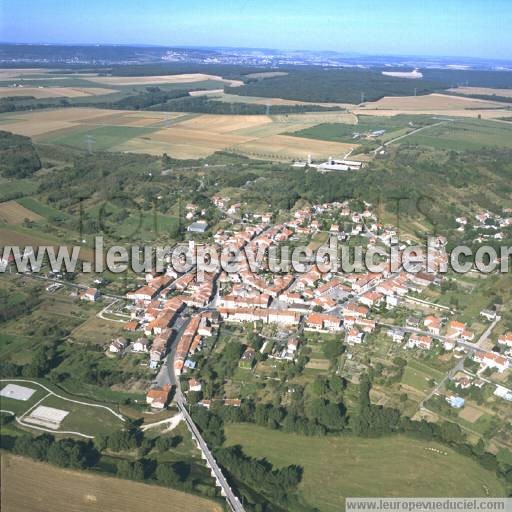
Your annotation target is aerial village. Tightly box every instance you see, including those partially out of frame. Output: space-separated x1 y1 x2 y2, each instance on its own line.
87 195 512 435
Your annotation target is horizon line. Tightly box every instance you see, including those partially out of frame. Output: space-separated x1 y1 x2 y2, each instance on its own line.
1 41 511 64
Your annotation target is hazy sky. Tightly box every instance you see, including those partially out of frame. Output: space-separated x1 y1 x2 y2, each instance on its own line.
1 0 510 59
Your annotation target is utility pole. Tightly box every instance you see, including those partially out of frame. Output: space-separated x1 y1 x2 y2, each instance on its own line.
85 134 95 153
360 91 365 104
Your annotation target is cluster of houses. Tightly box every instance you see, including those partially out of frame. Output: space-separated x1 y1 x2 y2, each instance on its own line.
450 370 512 405
455 208 512 242
114 198 511 410
384 315 511 374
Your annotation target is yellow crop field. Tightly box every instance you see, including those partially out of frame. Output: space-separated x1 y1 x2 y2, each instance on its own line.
447 87 512 98
78 111 183 128
85 73 243 87
115 125 255 159
0 201 42 224
0 107 360 160
355 94 508 119
0 87 116 99
360 93 504 110
177 113 272 132
232 134 356 161
0 119 81 137
0 68 50 79
0 108 129 137
112 138 195 157
3 107 124 123
1 454 222 512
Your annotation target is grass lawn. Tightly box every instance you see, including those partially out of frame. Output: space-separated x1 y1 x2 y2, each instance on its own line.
56 378 146 405
85 201 179 242
407 359 445 381
401 366 435 394
289 115 436 144
37 393 124 436
69 315 126 345
0 178 38 201
40 125 158 151
16 197 73 224
224 424 506 512
404 118 512 150
0 332 37 364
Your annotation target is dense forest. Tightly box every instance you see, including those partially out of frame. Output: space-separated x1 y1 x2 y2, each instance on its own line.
0 130 41 178
92 87 343 114
225 68 447 103
149 95 343 114
420 69 512 89
0 87 343 115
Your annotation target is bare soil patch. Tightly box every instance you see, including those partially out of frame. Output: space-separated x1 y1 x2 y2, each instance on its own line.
0 454 221 512
0 201 43 224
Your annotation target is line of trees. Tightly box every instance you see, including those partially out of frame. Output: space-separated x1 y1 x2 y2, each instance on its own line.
150 95 343 115
1 432 99 470
0 424 221 502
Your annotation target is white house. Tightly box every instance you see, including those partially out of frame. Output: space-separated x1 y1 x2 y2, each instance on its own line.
109 337 128 353
494 385 512 401
480 309 497 321
82 287 100 302
287 338 300 355
407 334 433 351
188 379 202 392
346 328 364 345
473 351 510 373
133 338 149 353
498 332 512 348
386 329 404 343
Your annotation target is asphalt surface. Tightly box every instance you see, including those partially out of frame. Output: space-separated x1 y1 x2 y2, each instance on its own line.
166 312 246 512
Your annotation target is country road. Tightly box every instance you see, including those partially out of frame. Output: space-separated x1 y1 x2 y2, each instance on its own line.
97 298 131 322
15 272 128 301
140 412 183 432
177 393 245 512
167 315 245 512
374 119 452 154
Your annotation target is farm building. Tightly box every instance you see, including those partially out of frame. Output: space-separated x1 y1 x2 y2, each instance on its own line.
187 221 208 233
